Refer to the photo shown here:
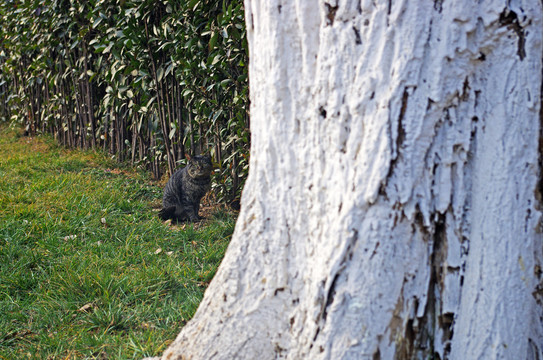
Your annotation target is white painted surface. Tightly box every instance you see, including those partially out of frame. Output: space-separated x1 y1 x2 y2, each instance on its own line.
155 1 543 359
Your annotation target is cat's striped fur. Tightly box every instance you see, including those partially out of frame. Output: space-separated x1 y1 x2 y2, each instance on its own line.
158 155 212 222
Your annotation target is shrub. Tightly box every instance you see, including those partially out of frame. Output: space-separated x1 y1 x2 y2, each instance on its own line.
0 0 249 204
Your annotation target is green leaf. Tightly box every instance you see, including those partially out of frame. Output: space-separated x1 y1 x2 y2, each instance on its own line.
164 63 174 77
103 42 113 54
92 17 103 29
211 54 222 65
220 79 232 88
157 67 164 83
188 0 200 10
209 31 218 51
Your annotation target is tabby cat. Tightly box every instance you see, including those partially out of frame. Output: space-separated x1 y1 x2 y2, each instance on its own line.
158 155 212 222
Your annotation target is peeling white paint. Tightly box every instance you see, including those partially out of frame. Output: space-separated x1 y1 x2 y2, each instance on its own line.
152 1 543 359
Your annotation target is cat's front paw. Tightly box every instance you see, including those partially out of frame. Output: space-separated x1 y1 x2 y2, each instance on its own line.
188 215 202 222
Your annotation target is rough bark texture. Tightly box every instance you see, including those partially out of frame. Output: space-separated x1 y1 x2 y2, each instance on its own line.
154 1 543 359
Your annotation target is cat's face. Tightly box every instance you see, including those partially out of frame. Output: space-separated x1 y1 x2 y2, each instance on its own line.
187 155 213 179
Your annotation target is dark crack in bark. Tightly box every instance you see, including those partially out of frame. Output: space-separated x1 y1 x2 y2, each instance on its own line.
499 9 527 60
433 0 443 13
325 3 339 26
381 88 410 197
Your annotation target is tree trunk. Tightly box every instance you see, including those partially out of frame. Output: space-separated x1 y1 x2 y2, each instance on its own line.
154 1 543 359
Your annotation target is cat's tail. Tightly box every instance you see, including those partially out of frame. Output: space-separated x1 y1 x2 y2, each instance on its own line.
158 206 177 220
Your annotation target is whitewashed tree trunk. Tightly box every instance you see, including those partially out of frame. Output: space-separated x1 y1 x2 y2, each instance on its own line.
155 1 543 359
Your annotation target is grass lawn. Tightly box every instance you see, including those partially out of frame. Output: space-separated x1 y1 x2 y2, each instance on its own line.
0 127 235 359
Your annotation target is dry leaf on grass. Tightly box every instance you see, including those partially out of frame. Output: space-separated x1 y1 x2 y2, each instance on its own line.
78 303 94 313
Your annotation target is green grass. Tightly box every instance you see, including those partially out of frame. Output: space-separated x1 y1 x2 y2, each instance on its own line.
0 127 236 359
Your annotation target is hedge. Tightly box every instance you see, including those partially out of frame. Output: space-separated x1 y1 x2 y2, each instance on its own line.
0 0 249 205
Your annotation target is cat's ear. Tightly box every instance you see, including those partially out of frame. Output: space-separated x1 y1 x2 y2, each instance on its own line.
185 153 192 161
